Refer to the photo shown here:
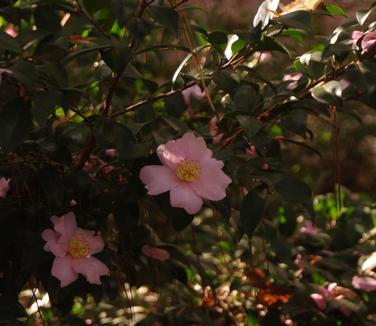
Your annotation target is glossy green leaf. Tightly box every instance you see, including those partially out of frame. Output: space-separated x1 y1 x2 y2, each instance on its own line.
0 98 32 152
148 5 179 36
274 177 312 203
240 188 266 237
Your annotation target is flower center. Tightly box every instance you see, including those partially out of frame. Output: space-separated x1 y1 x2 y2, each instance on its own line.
68 235 90 258
175 160 201 182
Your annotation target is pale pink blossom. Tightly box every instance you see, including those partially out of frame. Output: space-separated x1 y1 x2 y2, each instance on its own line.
182 85 205 116
5 26 17 38
352 276 376 292
105 148 117 158
42 212 109 287
283 73 302 90
69 199 78 207
140 132 232 214
0 68 11 85
339 79 350 90
310 283 355 316
0 177 10 198
300 220 320 235
142 245 170 261
261 163 270 171
352 31 376 52
254 51 272 63
245 145 258 160
209 117 224 144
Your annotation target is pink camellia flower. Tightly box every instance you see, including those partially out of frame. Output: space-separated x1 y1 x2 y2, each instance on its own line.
142 245 170 261
0 68 11 85
42 212 109 287
139 132 232 214
283 73 303 90
182 85 205 116
209 117 224 144
300 220 320 235
352 276 376 292
352 31 376 52
105 148 117 158
0 177 10 199
310 283 355 316
69 199 78 207
5 26 17 38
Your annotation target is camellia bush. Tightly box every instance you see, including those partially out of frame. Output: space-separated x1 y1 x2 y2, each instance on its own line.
1 0 376 324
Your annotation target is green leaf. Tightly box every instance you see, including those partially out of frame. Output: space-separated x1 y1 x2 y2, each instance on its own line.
311 81 343 105
276 10 312 31
165 93 187 118
234 86 257 113
148 5 179 36
215 70 239 94
356 6 375 26
34 6 61 32
82 0 110 15
280 29 308 44
281 109 307 136
0 30 22 52
274 177 312 203
236 115 263 139
257 36 291 57
39 164 64 209
240 188 266 237
101 40 132 72
94 118 148 160
207 31 228 52
127 17 151 40
325 4 347 17
32 89 63 125
0 98 32 152
9 61 38 86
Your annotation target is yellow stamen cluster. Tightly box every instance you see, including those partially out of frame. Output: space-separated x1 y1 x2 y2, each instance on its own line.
176 160 201 182
68 236 90 258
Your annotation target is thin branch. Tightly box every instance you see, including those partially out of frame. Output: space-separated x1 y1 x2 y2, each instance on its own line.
111 81 196 118
75 1 111 40
173 0 192 9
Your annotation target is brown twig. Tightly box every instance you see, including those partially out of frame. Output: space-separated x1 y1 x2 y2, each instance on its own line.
111 81 196 118
75 1 110 40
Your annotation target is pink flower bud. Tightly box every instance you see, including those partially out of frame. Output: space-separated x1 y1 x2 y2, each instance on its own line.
0 177 10 198
142 245 170 261
105 148 117 158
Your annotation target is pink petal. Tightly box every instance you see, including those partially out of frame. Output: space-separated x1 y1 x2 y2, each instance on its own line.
51 256 78 287
310 293 326 310
191 162 231 201
352 276 376 292
179 132 212 161
77 229 105 255
361 252 376 272
71 257 109 285
352 31 363 42
140 165 179 195
157 140 186 170
51 211 77 239
48 241 68 257
362 32 376 50
142 245 170 261
42 229 68 257
41 229 58 242
170 184 203 214
105 148 117 158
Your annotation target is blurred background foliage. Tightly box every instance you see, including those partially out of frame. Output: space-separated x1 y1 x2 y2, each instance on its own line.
0 0 376 325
